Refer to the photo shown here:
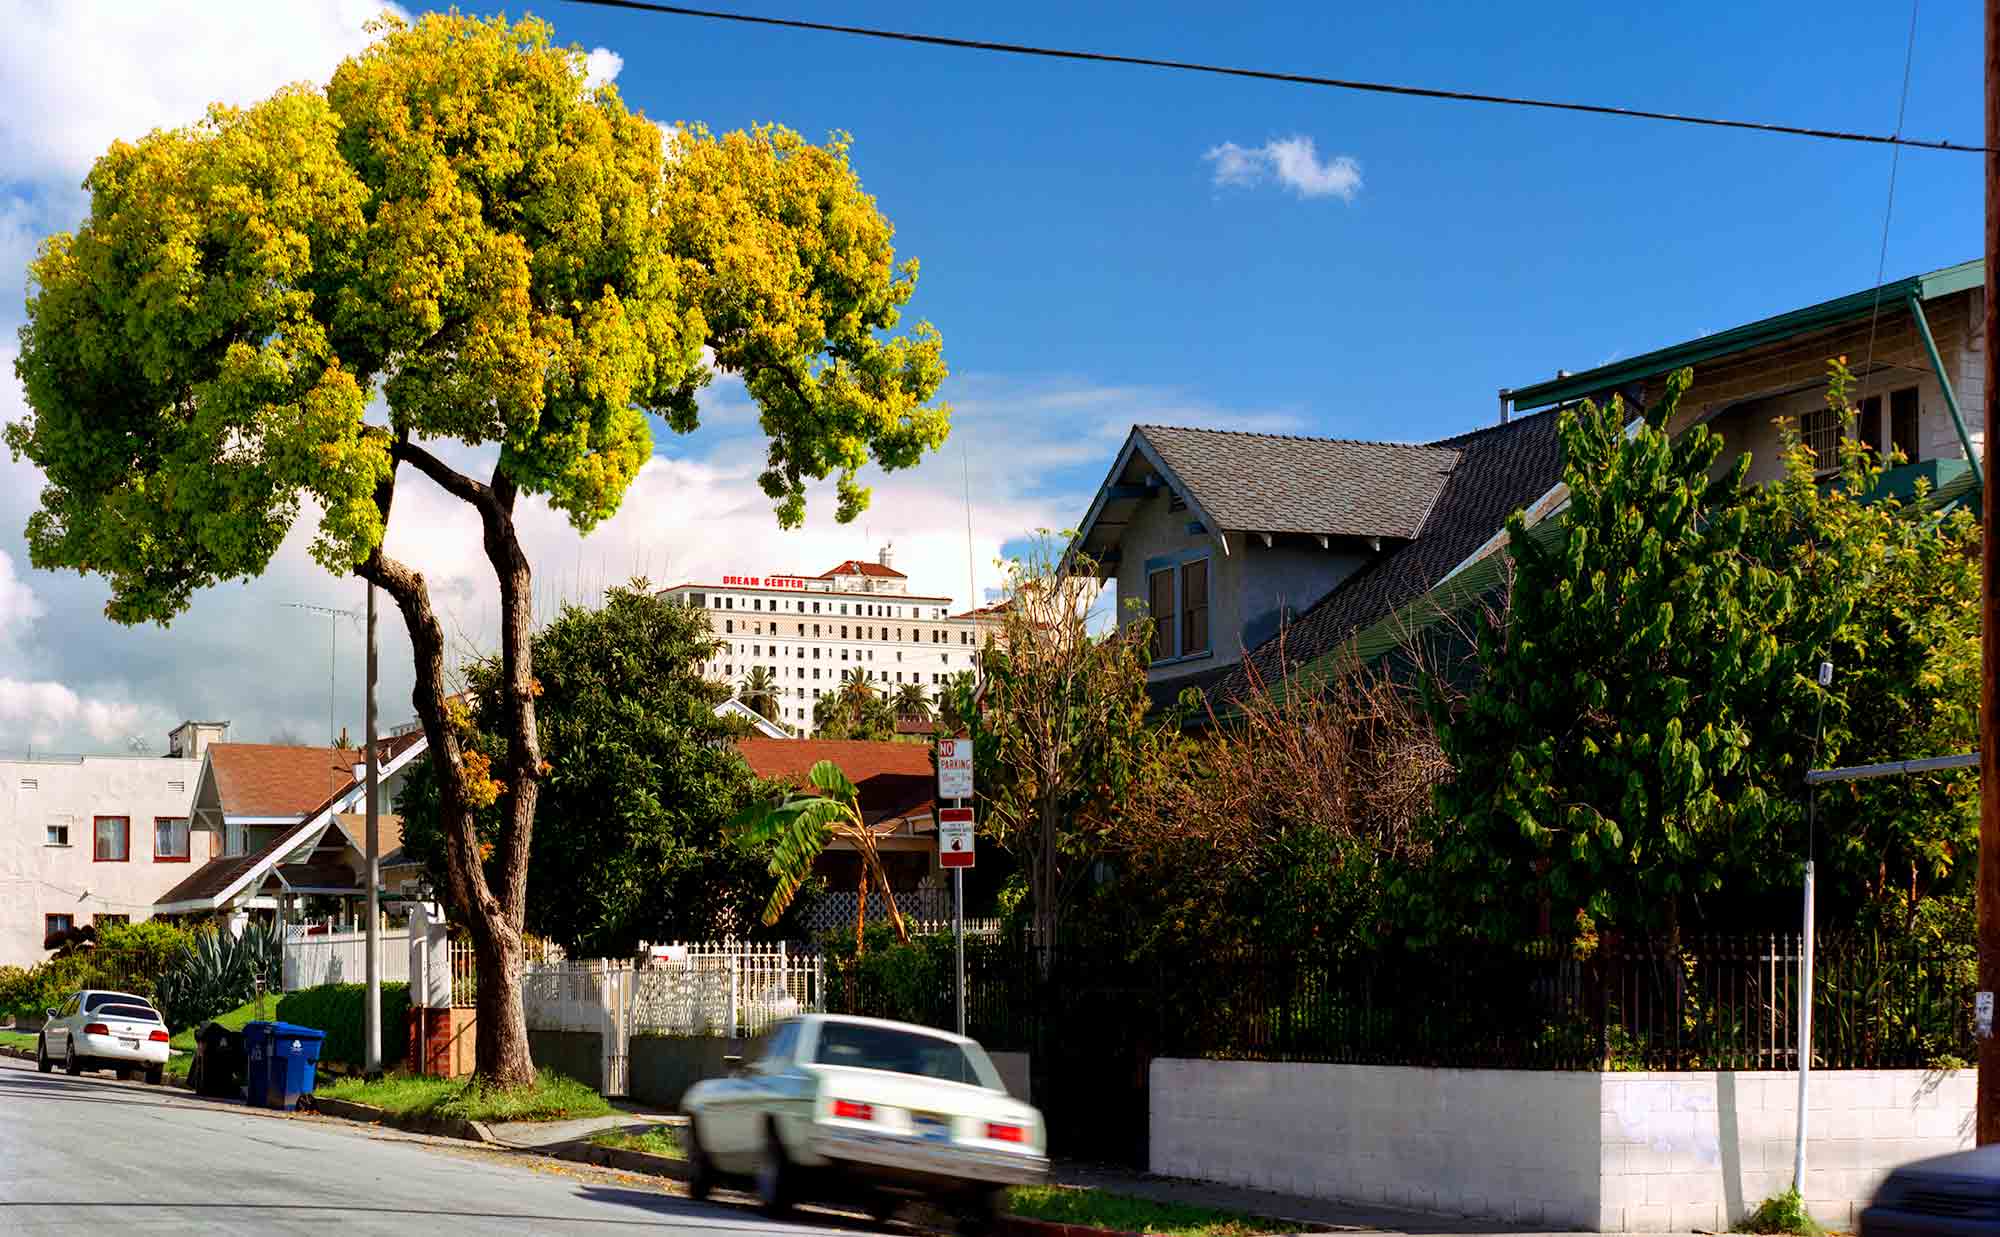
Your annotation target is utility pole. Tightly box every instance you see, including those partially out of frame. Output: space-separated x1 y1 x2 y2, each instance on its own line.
1981 0 2000 1147
364 583 382 1080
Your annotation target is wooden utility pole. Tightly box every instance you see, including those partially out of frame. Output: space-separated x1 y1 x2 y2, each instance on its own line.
1980 0 2000 1147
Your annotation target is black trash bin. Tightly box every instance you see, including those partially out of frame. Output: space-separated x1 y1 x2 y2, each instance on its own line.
190 1022 247 1098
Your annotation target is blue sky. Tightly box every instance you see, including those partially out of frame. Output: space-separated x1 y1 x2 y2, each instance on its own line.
0 0 1983 749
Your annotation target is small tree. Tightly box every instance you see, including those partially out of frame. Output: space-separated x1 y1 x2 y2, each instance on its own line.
966 537 1159 955
729 760 910 952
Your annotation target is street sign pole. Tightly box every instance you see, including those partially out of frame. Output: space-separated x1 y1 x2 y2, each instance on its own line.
364 582 381 1081
954 796 966 1037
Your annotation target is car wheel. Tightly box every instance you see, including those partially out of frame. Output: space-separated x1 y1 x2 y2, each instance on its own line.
684 1118 716 1202
64 1040 81 1076
956 1187 1007 1237
756 1122 794 1217
36 1035 51 1074
145 1064 164 1086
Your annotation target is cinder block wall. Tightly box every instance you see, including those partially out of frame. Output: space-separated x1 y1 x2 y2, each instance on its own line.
1150 1060 1974 1233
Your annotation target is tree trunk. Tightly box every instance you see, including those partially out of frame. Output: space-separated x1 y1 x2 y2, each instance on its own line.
361 442 542 1090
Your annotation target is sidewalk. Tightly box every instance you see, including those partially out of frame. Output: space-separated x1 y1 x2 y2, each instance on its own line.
1051 1164 1692 1237
481 1101 684 1153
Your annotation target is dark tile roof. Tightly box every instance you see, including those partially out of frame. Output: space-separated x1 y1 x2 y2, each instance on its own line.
736 738 935 826
1138 425 1462 541
1209 409 1564 703
820 559 907 579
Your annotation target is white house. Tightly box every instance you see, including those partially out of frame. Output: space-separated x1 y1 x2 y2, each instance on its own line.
0 720 227 966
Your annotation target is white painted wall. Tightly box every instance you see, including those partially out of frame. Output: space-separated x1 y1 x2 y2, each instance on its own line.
1151 1059 1974 1233
0 754 210 966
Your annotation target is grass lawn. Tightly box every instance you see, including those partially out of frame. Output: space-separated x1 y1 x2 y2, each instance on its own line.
0 1029 35 1052
317 1071 612 1124
167 996 280 1052
1003 1186 1295 1237
588 1124 685 1158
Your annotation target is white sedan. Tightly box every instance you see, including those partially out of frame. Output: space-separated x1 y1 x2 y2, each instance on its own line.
37 989 172 1085
682 1014 1047 1226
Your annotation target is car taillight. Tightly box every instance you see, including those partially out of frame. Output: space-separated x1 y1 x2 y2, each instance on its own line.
832 1100 874 1121
985 1122 1026 1143
148 1029 170 1042
83 1023 108 1036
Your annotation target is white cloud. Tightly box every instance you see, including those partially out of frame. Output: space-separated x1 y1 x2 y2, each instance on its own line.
583 47 624 90
1204 135 1362 201
0 0 404 191
0 549 44 651
0 678 147 750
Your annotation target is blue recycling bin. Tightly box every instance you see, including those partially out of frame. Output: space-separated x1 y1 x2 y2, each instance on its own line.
243 1021 325 1110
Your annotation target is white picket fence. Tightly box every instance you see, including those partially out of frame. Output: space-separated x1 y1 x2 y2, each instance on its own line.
517 941 825 1097
282 928 411 991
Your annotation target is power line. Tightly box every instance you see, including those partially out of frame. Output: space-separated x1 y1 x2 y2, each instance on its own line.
1860 0 1925 393
565 0 1989 154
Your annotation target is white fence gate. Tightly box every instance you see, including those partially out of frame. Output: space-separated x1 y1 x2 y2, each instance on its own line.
283 929 411 991
519 942 824 1098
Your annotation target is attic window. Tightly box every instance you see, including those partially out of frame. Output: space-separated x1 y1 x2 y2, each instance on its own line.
1168 492 1188 512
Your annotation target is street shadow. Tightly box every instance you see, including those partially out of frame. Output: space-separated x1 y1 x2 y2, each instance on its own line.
0 1199 780 1229
574 1186 883 1233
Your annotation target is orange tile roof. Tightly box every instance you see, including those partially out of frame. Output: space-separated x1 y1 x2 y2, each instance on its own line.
736 738 936 825
208 733 424 819
820 559 907 580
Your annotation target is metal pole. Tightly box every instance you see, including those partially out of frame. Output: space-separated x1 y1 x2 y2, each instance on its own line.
1982 0 2000 1146
364 583 381 1080
954 795 966 1037
1792 858 1815 1193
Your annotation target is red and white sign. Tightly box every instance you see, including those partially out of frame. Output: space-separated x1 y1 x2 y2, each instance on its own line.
936 738 974 801
721 574 810 590
937 807 975 869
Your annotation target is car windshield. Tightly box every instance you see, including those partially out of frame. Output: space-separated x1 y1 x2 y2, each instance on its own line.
812 1022 1005 1090
97 1003 161 1023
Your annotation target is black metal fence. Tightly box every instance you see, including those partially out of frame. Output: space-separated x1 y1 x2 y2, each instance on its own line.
822 932 1974 1163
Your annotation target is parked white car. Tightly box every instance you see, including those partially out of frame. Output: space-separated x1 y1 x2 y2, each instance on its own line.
681 1014 1047 1226
37 989 171 1085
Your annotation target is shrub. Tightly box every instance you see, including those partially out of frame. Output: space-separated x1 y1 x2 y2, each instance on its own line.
154 923 283 1031
1739 1189 1823 1236
276 982 410 1071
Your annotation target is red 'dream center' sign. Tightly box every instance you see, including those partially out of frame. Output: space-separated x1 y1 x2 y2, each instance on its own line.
937 806 975 869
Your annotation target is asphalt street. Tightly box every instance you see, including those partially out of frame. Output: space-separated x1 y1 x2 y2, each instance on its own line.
0 1054 853 1235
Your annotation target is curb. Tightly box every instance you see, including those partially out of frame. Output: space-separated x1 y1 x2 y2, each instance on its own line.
996 1221 1147 1237
546 1140 691 1181
306 1094 495 1144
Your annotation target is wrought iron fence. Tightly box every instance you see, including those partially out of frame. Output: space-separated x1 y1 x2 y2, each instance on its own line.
449 942 477 1008
629 942 821 1038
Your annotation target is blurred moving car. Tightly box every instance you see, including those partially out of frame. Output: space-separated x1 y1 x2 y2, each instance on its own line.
681 1014 1047 1226
36 989 171 1085
1861 1145 2000 1235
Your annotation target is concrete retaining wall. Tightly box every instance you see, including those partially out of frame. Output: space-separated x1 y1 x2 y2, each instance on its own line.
529 1029 602 1092
629 1034 749 1111
1150 1059 1974 1232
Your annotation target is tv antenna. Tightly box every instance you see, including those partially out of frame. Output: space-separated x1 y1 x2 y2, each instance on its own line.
283 601 362 748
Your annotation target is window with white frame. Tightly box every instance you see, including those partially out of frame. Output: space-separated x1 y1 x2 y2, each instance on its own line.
46 822 69 847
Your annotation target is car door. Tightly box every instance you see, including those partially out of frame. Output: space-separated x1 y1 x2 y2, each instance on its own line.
710 1022 799 1167
46 994 78 1053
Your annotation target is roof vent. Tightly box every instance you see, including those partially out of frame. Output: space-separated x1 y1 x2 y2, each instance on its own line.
878 543 895 571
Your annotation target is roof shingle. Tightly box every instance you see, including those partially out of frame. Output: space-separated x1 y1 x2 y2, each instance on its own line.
1210 409 1563 702
1137 425 1462 541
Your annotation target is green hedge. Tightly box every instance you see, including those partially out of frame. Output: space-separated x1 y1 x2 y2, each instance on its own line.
275 982 410 1071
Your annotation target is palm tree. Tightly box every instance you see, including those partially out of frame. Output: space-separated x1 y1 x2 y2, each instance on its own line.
738 666 778 719
893 682 931 722
728 760 909 952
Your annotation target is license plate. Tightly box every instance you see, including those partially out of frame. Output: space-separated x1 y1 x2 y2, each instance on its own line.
118 1038 139 1049
913 1113 951 1143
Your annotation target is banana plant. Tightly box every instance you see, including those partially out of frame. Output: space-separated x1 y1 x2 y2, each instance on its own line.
730 759 909 953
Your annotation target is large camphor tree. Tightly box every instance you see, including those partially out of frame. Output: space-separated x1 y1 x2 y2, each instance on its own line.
6 14 949 1085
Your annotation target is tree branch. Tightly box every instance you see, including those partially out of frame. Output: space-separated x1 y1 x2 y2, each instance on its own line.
392 440 494 512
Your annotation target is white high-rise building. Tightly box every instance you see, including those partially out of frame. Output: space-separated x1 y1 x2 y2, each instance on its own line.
658 546 1001 734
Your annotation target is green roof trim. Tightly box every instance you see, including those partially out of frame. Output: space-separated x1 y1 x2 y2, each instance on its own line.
1506 259 1985 413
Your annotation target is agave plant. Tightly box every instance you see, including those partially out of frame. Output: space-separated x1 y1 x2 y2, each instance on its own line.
154 921 283 1031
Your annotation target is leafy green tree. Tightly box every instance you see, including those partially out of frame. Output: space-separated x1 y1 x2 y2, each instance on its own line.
6 14 947 1084
1742 363 1981 938
398 583 796 956
1427 370 1820 944
738 666 780 720
1429 361 1979 946
729 759 909 952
